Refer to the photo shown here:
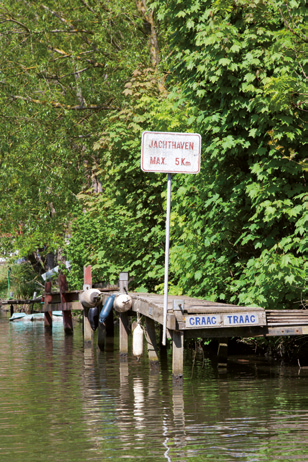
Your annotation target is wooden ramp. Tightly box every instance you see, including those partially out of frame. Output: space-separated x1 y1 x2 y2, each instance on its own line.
121 292 308 338
101 292 308 379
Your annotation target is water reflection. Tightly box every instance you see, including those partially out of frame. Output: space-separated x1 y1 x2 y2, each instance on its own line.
2 315 308 461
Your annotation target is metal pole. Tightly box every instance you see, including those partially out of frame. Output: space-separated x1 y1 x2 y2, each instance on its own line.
162 173 172 345
8 267 11 299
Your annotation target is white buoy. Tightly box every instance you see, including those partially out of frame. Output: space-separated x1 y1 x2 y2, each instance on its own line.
133 323 144 358
79 289 101 308
114 294 132 313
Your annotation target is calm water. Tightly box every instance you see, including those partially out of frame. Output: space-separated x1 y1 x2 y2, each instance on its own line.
1 313 308 462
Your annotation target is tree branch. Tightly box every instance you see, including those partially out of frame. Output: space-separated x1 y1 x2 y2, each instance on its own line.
3 18 30 33
279 7 308 43
10 94 116 110
80 0 97 15
41 4 68 25
135 0 160 66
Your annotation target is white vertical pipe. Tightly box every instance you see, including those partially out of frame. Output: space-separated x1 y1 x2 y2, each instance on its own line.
162 173 172 346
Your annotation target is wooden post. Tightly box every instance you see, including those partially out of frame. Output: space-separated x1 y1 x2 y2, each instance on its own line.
171 330 184 381
217 338 228 368
145 317 159 366
119 272 129 356
119 272 129 293
83 265 93 346
59 274 73 335
119 313 129 356
84 265 92 290
44 281 53 330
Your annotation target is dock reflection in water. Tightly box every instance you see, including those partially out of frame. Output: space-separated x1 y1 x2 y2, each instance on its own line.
1 314 308 461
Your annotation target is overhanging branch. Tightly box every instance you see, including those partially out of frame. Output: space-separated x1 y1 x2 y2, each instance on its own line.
10 94 116 110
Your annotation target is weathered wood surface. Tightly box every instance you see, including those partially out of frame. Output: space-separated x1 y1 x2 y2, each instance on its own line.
171 330 184 379
59 274 73 334
6 286 308 339
119 312 129 355
266 311 308 326
144 317 159 364
41 302 83 312
44 281 53 329
1 297 44 305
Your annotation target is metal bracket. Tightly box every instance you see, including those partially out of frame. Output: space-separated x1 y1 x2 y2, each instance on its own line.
83 284 91 291
173 300 185 313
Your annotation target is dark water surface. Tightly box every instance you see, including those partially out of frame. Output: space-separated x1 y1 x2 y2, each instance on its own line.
1 314 308 462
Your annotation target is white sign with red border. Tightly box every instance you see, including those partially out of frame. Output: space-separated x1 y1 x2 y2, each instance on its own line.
141 131 201 174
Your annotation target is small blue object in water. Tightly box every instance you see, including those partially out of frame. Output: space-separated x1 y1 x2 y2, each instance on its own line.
9 312 63 321
99 295 116 324
9 313 26 321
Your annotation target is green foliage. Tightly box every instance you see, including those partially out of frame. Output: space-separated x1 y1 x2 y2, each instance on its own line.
0 264 9 299
67 67 196 289
153 0 307 308
1 0 307 311
0 0 153 261
0 262 42 300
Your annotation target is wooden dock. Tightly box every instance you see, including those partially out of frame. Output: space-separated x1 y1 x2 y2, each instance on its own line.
2 267 308 380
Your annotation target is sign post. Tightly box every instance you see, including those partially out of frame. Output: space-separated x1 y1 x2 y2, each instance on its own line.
141 131 201 345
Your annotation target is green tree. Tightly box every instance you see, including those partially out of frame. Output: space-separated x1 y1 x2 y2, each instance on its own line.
154 0 307 308
0 0 157 266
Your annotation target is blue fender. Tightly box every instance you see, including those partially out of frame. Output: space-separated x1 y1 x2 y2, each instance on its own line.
99 295 116 324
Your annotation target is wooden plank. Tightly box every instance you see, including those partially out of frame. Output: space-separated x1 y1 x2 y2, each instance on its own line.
267 316 308 319
42 302 82 312
185 305 264 314
264 326 303 336
266 310 308 314
131 298 177 330
1 298 43 305
267 323 308 326
183 325 306 339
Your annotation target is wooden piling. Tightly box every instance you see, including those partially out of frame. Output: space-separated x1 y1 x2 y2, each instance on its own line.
119 312 129 356
145 317 159 366
217 338 228 368
119 272 129 356
171 330 184 380
58 274 73 335
44 282 53 330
